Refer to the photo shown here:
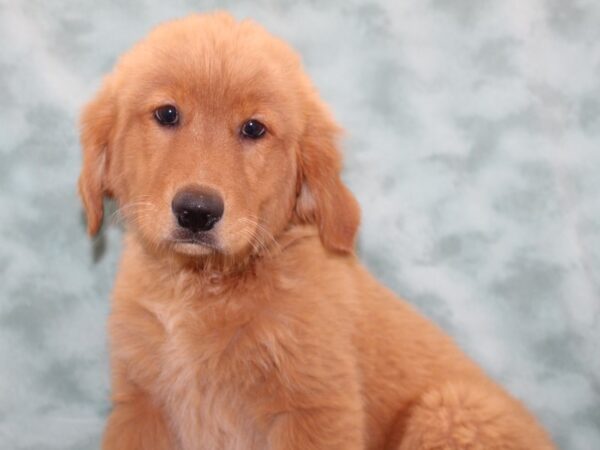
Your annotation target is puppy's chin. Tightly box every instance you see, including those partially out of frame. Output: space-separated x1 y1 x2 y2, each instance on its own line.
171 242 217 257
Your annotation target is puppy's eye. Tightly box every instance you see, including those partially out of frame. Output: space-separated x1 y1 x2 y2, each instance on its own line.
241 119 266 139
154 105 179 126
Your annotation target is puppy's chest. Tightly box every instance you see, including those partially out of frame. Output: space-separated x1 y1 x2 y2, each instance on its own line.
140 297 287 450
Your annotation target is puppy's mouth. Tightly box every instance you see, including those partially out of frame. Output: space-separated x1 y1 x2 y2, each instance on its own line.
168 228 222 254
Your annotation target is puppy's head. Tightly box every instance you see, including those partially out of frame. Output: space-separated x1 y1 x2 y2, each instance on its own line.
79 13 360 260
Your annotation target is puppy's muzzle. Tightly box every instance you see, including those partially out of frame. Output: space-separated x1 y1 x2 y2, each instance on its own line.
172 185 224 232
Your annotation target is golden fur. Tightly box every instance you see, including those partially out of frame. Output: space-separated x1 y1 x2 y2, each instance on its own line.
79 12 555 450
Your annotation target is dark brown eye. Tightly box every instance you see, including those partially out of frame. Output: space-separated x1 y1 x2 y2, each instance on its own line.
241 119 266 139
154 104 179 126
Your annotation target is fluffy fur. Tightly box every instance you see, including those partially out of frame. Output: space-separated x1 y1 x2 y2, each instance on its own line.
79 12 555 450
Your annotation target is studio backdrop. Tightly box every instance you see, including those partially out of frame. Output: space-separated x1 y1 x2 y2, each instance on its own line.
0 1 599 449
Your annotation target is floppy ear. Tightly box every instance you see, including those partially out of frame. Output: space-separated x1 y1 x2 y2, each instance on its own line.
78 79 115 236
295 98 361 253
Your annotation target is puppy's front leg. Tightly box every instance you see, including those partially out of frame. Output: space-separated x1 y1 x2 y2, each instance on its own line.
103 395 174 450
102 376 175 450
267 406 365 450
263 353 366 450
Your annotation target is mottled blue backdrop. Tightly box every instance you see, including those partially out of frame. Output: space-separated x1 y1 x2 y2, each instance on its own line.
1 1 599 449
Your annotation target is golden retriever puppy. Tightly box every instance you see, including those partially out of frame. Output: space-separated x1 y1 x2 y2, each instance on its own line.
79 12 555 450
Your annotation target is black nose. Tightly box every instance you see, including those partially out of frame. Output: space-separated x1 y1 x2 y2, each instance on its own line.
171 186 224 232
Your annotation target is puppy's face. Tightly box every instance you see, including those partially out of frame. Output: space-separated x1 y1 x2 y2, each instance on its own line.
79 13 359 261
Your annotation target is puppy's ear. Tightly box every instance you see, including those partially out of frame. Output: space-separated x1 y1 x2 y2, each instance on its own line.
295 97 360 253
78 79 115 236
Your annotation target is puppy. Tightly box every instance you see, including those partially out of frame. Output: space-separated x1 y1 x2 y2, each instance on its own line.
79 12 555 450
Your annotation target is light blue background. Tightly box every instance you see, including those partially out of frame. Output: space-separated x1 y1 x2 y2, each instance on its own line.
1 1 599 449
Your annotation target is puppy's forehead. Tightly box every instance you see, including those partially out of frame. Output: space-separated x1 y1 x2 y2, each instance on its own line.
115 14 303 104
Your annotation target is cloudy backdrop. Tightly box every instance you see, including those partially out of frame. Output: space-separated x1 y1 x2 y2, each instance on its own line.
0 0 599 449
